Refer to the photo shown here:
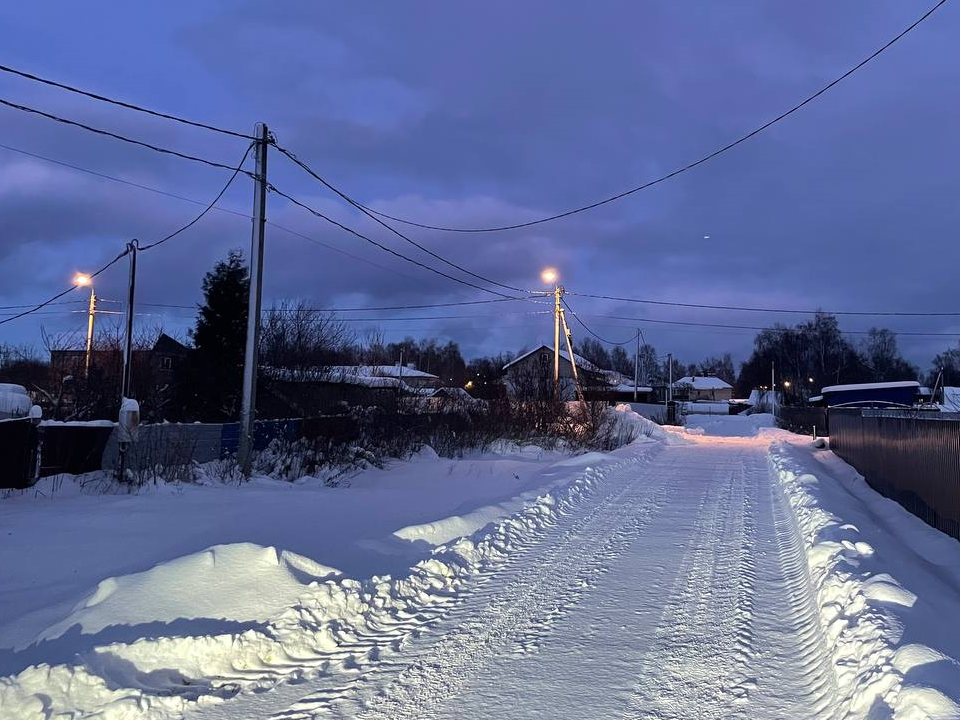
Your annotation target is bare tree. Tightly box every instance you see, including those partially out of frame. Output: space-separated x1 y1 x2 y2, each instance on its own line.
260 301 356 375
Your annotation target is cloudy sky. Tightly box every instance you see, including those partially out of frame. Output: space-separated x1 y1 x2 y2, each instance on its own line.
0 1 957 369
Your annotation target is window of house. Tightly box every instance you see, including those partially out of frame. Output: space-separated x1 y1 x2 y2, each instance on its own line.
161 356 173 370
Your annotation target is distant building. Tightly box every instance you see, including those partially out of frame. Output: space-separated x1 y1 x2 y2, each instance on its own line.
48 333 190 420
324 364 442 391
671 375 734 402
809 380 921 408
502 344 653 402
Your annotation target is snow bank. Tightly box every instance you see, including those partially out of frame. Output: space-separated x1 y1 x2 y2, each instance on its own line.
20 544 339 650
612 403 677 443
684 412 775 437
0 452 639 719
771 441 960 719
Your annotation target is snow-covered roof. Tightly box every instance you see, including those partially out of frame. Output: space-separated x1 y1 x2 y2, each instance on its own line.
821 380 919 394
0 383 31 417
609 384 653 393
807 395 824 403
431 387 474 401
503 345 600 373
671 376 733 391
325 365 439 380
938 386 960 412
264 366 417 392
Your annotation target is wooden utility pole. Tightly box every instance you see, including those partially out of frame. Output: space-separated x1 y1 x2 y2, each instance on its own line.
239 123 269 477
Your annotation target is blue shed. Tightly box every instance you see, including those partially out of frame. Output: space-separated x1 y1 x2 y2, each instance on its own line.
819 380 920 408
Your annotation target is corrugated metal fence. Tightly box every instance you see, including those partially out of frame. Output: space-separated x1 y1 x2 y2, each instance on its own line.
829 408 960 539
776 406 829 436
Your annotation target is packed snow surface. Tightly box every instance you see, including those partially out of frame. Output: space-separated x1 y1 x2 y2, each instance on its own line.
2 408 960 719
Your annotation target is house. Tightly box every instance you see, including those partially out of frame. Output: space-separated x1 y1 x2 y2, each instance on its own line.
811 380 921 408
48 333 190 419
671 375 734 402
324 364 442 391
502 345 653 402
258 363 443 417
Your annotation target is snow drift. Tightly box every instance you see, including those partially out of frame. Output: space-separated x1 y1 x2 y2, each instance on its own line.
771 441 960 719
0 442 653 719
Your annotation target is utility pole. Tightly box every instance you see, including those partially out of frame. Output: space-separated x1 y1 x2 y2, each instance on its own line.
553 283 563 398
239 123 269 477
559 305 585 404
771 361 776 414
633 329 640 403
120 240 138 400
84 286 97 379
665 352 673 420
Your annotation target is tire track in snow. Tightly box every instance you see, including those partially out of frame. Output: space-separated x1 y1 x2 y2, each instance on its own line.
747 460 837 718
274 447 672 720
620 443 836 719
620 445 760 719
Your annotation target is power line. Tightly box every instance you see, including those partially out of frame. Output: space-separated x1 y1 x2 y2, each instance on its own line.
278 310 551 322
138 142 254 251
339 0 948 233
0 248 129 326
0 63 254 140
0 96 256 175
274 144 528 293
0 299 85 310
140 297 542 312
0 141 462 285
0 142 254 220
568 291 960 318
587 313 960 338
562 298 639 346
266 183 522 299
2 146 253 325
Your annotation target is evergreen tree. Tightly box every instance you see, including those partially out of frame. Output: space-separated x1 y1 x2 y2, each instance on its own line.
177 250 249 421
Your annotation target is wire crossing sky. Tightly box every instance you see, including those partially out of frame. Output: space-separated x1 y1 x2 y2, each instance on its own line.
0 1 957 367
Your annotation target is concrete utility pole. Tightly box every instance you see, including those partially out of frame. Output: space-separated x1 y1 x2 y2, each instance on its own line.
120 240 138 400
633 329 640 403
553 284 563 398
84 286 97 379
771 361 776 414
239 123 269 477
665 352 673 419
559 305 585 404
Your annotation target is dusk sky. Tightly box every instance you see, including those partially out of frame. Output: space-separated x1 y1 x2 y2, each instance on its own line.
1 1 957 368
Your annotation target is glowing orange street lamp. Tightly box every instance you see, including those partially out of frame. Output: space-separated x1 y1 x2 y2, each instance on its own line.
73 273 96 378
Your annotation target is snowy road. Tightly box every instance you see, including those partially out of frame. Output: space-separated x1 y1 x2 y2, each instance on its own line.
238 434 836 720
8 412 959 719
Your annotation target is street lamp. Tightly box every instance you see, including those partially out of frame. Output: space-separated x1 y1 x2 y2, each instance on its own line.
783 380 791 388
540 267 558 285
73 273 97 378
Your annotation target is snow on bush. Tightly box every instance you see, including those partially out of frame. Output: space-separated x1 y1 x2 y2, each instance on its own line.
771 441 960 719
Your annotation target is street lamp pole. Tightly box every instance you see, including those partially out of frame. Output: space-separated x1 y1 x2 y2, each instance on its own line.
73 273 95 379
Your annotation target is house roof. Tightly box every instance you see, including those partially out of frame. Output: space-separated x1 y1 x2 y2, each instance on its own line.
325 364 439 380
153 333 190 354
821 380 919 394
431 387 474 400
502 345 599 373
672 376 733 390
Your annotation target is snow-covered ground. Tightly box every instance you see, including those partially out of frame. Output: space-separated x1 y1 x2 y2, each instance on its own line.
2 409 959 719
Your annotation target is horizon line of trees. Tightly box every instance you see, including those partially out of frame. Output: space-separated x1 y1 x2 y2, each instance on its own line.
4 251 959 418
